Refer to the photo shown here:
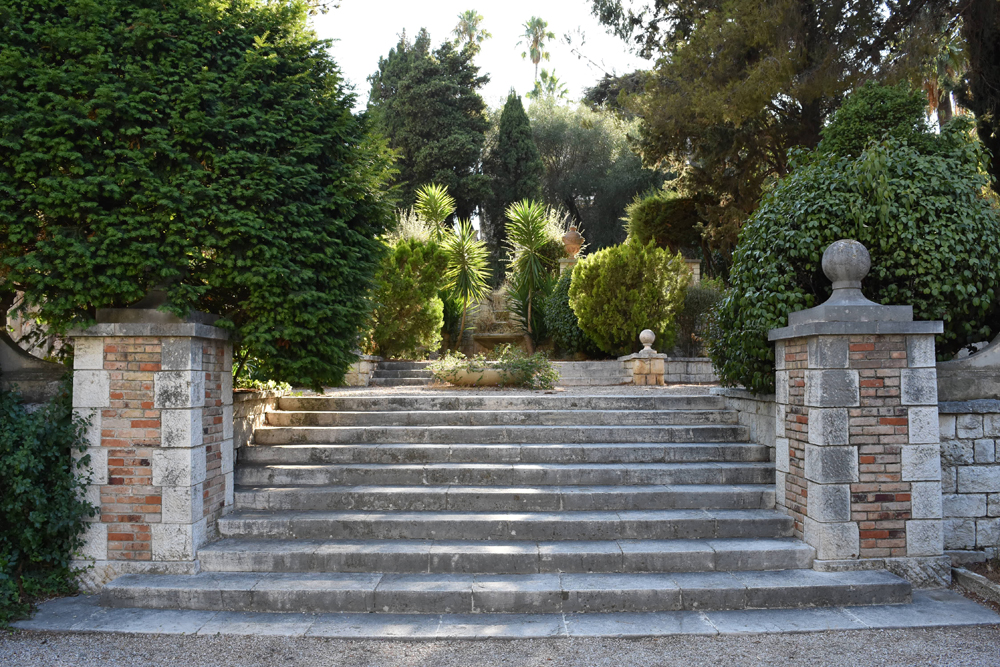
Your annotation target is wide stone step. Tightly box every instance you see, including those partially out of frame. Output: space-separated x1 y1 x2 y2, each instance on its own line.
253 424 750 445
234 483 776 512
368 378 432 387
378 361 433 371
235 461 775 487
239 442 770 465
370 370 435 379
265 409 739 427
100 569 910 614
278 395 726 413
198 537 813 574
217 508 794 541
557 377 629 386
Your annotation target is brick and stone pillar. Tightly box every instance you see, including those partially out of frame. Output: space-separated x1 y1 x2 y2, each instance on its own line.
768 240 949 586
70 306 232 589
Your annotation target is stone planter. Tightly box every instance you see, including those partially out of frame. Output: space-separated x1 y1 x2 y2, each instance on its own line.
434 366 509 387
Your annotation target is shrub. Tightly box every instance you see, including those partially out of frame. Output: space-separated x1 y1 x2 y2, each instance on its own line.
0 0 397 391
505 201 560 345
624 189 704 253
544 268 602 358
710 122 1000 394
0 384 96 625
429 344 559 389
569 241 690 356
368 238 448 359
818 82 935 158
675 280 724 357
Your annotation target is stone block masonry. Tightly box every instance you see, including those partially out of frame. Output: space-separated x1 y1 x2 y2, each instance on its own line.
768 240 947 587
71 315 232 590
938 400 1000 562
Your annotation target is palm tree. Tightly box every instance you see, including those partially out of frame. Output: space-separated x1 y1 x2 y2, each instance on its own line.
453 10 492 51
518 17 555 82
505 200 555 335
414 183 456 239
526 68 568 101
443 219 492 337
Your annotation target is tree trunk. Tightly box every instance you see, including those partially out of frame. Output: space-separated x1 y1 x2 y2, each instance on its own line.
938 92 953 127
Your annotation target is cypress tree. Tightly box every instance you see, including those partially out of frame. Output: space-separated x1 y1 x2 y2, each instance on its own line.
482 92 544 275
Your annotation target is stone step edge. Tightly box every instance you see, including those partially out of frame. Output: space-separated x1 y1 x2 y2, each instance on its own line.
100 569 911 614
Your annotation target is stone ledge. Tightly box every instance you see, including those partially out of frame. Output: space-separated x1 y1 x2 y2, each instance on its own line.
769 320 943 341
710 387 777 403
953 567 1000 606
69 322 229 340
813 556 952 588
233 389 288 404
71 559 201 594
939 400 1000 415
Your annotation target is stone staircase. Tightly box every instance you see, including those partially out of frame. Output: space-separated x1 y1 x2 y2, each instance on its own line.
100 393 912 614
369 361 433 387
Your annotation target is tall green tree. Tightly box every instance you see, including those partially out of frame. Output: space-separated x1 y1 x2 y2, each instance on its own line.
957 0 1000 185
482 92 544 273
528 100 664 250
452 9 492 51
368 29 490 219
519 17 555 82
589 0 954 252
0 0 396 389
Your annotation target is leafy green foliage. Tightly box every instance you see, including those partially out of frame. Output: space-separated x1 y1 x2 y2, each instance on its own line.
569 241 690 356
624 189 704 253
443 218 492 335
0 0 395 391
709 124 1000 394
482 93 544 272
232 357 292 392
429 344 559 389
414 183 457 233
675 281 724 357
0 384 96 625
956 0 1000 185
589 0 949 253
368 238 448 359
818 83 934 158
544 267 603 358
505 200 558 340
368 28 490 219
528 100 664 250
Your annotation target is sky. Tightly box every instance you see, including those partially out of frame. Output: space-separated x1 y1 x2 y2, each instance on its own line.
310 0 650 111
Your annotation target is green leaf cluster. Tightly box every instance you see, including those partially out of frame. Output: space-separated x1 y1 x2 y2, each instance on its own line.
569 240 690 356
482 92 544 271
0 384 96 625
368 29 490 220
0 0 396 390
624 189 704 253
675 282 724 357
367 238 448 359
527 100 664 250
709 123 1000 394
429 344 559 389
543 267 603 358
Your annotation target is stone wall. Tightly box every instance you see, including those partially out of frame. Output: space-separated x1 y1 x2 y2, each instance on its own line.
342 355 381 387
938 400 1000 562
233 389 285 453
710 387 776 453
664 358 717 384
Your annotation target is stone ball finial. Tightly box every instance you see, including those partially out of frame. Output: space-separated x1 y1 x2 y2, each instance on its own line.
822 239 871 290
639 329 656 351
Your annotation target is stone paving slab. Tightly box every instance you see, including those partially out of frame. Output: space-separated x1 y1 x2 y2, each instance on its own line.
15 589 999 639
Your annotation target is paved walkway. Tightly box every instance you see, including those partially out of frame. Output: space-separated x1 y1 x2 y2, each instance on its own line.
12 589 999 639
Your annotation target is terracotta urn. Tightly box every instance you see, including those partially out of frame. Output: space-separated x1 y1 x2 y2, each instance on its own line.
562 225 584 259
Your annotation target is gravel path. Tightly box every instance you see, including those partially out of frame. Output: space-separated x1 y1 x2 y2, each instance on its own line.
3 625 1000 666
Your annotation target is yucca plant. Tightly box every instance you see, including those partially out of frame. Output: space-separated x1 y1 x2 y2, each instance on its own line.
505 200 557 336
414 183 456 238
443 218 492 337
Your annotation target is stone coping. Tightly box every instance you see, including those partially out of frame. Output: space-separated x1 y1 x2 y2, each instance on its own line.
938 399 1000 414
14 589 1000 638
69 322 229 340
710 387 776 402
768 320 943 341
233 389 288 403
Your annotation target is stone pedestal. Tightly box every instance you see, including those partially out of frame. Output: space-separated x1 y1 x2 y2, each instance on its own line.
559 257 578 275
620 329 667 385
70 309 232 589
768 240 949 586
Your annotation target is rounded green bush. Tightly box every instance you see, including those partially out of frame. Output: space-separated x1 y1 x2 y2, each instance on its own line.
624 189 703 253
568 240 689 356
543 267 602 358
709 124 1000 394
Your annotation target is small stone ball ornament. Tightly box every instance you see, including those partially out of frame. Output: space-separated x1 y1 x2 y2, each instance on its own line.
822 239 871 289
639 329 656 351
